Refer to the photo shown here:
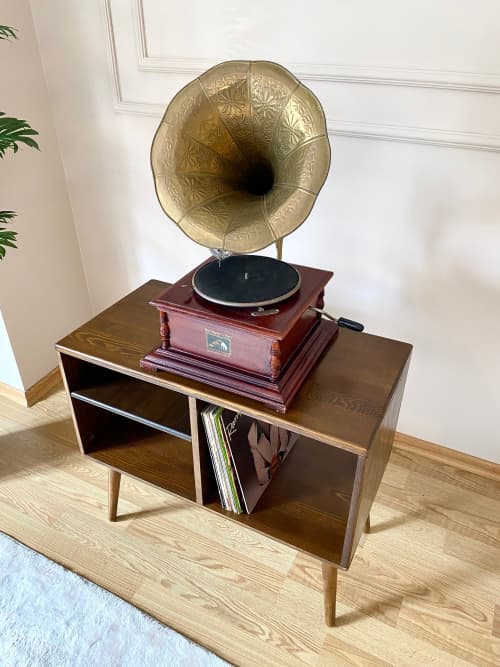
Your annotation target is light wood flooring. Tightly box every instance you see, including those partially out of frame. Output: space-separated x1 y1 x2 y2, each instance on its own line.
0 387 499 666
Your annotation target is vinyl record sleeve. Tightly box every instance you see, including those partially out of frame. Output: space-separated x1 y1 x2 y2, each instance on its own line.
218 410 298 513
213 407 244 514
201 406 230 511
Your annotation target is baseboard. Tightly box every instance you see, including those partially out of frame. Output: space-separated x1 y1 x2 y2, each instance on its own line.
25 367 62 406
394 432 500 482
0 367 62 408
0 380 26 406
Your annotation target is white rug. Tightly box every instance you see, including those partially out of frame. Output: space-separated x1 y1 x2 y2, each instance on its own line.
0 532 229 667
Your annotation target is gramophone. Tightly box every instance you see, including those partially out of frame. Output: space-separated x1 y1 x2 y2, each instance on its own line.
141 60 362 412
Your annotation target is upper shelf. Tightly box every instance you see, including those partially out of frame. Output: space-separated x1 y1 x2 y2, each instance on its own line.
71 374 191 441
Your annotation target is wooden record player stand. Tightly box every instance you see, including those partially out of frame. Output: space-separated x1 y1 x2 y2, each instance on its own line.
56 280 412 627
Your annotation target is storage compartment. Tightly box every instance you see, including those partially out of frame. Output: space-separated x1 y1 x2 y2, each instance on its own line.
59 353 196 502
73 405 196 501
196 402 358 563
60 354 191 440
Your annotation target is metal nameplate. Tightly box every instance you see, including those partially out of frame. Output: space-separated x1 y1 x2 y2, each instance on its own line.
205 329 232 356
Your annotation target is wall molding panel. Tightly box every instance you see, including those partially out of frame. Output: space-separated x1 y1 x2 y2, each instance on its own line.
135 0 500 94
104 0 500 152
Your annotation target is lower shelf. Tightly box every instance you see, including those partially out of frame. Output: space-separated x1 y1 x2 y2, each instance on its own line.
87 420 196 502
205 436 357 564
75 391 357 563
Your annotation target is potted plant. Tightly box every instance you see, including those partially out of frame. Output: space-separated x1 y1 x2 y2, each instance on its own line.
0 24 39 260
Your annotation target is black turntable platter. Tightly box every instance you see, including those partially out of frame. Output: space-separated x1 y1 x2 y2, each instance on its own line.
192 255 301 307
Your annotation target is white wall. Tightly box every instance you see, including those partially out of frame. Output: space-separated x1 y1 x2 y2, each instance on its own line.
0 311 23 391
30 0 500 463
0 0 91 389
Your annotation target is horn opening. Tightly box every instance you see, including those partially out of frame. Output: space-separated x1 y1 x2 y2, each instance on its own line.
151 60 330 254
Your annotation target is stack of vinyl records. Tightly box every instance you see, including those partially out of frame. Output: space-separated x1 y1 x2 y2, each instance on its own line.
201 405 298 514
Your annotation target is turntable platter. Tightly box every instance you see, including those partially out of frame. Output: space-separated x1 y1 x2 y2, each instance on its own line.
192 255 301 307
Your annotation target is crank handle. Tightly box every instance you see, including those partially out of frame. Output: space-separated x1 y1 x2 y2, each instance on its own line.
309 307 364 332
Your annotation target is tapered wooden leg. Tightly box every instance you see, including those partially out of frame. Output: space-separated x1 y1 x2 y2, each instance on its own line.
364 514 371 534
108 469 121 521
322 563 337 627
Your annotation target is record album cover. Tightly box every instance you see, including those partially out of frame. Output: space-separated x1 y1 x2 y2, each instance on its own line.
217 410 298 513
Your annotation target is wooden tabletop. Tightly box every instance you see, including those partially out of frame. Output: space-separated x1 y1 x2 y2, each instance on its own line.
56 279 412 456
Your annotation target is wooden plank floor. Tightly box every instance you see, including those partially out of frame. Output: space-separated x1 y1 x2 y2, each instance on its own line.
0 387 499 666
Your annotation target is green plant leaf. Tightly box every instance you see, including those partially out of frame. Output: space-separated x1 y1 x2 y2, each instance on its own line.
0 210 16 225
0 211 17 259
0 228 18 259
0 25 17 40
0 112 39 157
1 28 38 258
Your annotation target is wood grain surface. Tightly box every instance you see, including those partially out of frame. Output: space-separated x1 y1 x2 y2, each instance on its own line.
1 387 499 666
56 280 412 455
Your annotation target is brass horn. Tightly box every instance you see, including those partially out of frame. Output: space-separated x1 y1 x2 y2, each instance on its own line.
151 60 331 257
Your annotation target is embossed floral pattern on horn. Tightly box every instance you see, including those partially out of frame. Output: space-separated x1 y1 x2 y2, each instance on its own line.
151 60 331 253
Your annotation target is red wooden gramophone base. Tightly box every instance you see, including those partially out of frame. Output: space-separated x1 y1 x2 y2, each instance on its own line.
141 318 337 413
140 260 338 412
